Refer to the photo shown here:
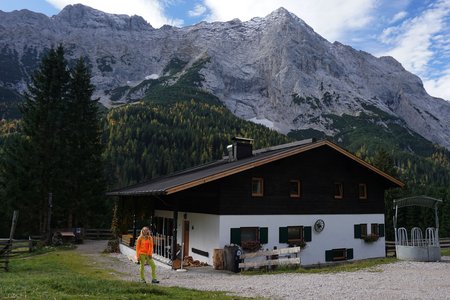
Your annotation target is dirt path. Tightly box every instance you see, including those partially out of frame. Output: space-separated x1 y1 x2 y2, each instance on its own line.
76 240 450 299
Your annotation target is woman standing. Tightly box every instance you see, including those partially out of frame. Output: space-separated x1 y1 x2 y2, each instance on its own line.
135 226 159 284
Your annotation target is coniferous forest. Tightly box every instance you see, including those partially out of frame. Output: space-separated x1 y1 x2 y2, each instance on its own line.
0 47 449 240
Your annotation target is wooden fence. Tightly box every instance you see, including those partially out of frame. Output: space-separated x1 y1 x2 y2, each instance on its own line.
386 238 450 257
0 238 36 271
239 246 301 270
84 228 114 240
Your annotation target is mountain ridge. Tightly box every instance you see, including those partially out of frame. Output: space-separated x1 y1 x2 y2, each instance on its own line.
0 4 449 149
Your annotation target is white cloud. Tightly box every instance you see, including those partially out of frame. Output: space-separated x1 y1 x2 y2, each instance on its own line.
390 11 407 23
424 71 450 100
376 0 450 100
202 0 377 42
188 4 207 17
45 0 183 27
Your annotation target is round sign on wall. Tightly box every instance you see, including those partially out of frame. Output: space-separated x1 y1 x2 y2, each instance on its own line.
314 219 325 232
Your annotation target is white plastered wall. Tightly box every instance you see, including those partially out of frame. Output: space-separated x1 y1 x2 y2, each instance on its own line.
155 210 220 265
219 214 386 265
154 211 385 265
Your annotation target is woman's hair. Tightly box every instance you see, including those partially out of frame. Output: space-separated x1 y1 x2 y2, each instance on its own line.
138 226 150 239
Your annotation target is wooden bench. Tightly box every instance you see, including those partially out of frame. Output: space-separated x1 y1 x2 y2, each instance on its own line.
121 234 135 247
239 246 301 270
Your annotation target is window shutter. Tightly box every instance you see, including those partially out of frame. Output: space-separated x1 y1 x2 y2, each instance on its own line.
304 226 312 242
259 227 268 244
379 224 385 237
230 228 241 245
325 250 333 262
279 227 288 243
346 248 353 260
354 224 361 238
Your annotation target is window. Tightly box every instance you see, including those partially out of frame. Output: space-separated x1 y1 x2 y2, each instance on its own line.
360 224 367 238
252 177 264 196
279 226 312 244
334 182 343 199
325 248 353 261
241 227 259 243
289 180 301 198
371 223 379 236
354 223 368 239
230 227 268 247
358 184 367 199
287 226 303 245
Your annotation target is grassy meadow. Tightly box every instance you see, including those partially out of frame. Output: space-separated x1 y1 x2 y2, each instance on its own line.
1 246 448 299
0 248 240 300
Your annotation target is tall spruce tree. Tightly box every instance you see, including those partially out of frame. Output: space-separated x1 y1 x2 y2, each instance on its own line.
19 45 70 235
63 58 105 228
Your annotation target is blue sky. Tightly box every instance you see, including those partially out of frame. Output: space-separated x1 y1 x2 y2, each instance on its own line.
1 0 449 100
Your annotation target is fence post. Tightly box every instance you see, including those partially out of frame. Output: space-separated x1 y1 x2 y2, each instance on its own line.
9 210 19 241
28 236 33 253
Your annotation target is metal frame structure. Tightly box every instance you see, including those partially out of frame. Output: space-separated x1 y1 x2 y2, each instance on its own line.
393 196 442 261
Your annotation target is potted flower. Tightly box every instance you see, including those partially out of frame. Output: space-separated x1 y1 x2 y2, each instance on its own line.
241 240 262 252
363 234 379 242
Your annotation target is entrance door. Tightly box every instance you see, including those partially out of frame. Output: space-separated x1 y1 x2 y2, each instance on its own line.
183 220 190 258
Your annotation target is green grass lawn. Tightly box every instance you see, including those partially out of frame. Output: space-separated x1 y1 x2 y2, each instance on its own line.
442 249 450 256
0 249 241 299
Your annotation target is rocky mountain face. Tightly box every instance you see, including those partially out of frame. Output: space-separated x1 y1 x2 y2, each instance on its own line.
1 4 449 149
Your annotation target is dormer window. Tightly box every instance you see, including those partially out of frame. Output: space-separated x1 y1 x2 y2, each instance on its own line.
252 178 264 197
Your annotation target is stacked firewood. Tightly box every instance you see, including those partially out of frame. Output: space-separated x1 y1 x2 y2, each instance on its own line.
183 256 208 267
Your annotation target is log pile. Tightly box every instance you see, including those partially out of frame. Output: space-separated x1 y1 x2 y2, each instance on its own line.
183 256 208 267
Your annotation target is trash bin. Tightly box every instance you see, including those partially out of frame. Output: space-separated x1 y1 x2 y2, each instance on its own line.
223 245 242 273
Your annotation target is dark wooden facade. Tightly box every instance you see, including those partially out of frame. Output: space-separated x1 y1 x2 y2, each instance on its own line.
153 145 397 215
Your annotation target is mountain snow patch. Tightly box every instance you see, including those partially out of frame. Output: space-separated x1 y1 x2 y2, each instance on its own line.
145 74 159 80
248 117 275 129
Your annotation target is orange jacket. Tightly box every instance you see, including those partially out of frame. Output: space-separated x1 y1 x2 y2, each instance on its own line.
136 236 153 257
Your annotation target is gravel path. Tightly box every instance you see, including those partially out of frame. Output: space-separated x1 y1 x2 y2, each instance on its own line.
76 240 450 300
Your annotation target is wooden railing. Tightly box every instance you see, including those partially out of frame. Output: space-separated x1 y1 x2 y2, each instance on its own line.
153 233 173 262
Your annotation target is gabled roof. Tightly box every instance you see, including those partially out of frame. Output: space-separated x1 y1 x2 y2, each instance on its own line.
107 139 404 197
